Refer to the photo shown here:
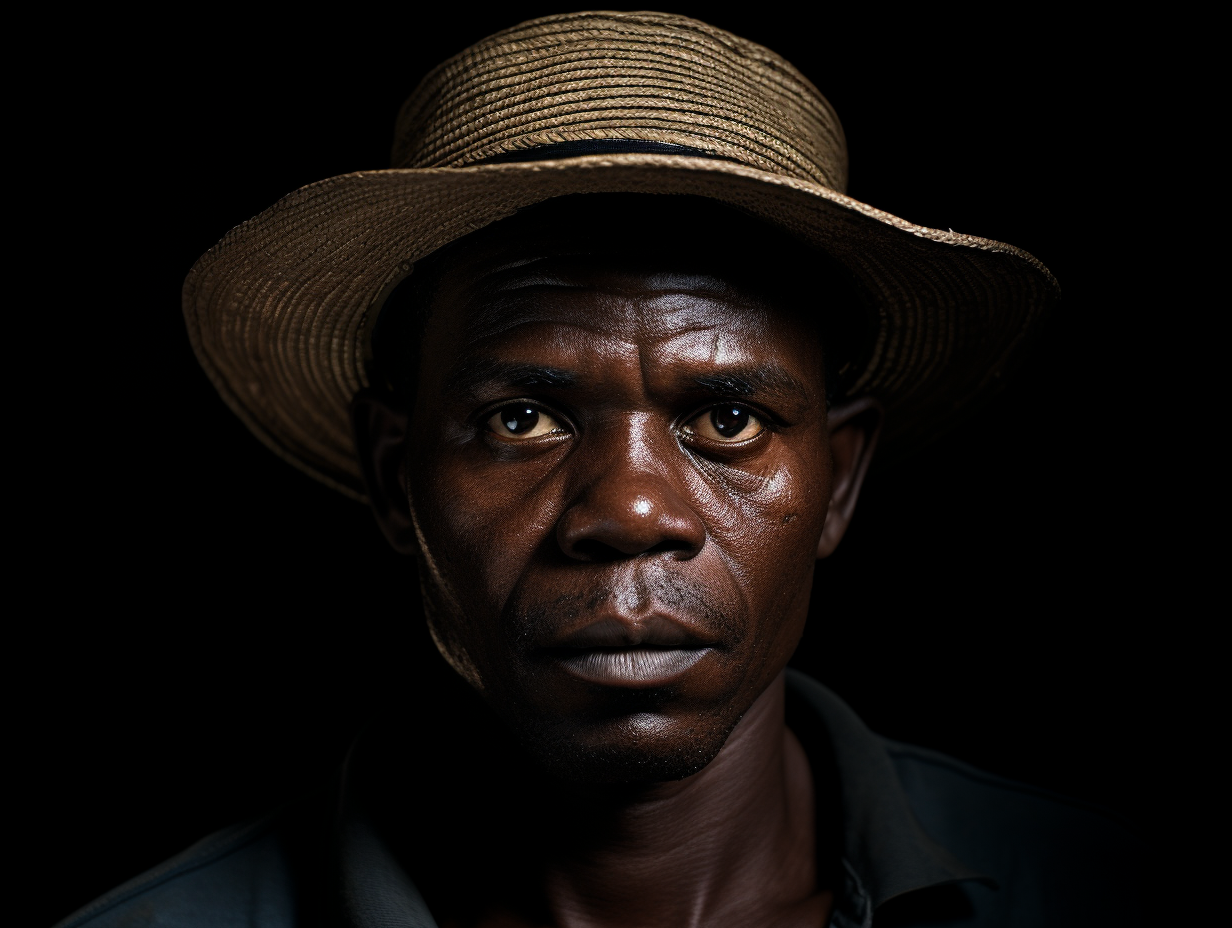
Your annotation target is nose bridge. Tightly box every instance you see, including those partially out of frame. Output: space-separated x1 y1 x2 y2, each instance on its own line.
579 413 670 512
558 412 705 559
609 410 669 479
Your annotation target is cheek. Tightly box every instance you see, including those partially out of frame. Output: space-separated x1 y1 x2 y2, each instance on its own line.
684 435 830 670
691 437 831 575
410 439 567 613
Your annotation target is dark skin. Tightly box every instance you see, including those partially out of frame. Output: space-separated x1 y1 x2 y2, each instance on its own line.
354 220 881 928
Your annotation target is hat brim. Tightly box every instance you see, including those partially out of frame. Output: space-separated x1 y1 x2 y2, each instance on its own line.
182 153 1058 501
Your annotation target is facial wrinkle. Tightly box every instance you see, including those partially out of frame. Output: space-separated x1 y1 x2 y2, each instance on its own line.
507 564 743 647
634 292 764 342
457 304 639 346
679 459 761 630
405 477 484 690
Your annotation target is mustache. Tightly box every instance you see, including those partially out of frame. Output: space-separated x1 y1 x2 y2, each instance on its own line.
505 566 744 650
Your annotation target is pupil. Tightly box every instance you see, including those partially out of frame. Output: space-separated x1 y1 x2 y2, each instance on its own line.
712 406 748 438
503 406 539 434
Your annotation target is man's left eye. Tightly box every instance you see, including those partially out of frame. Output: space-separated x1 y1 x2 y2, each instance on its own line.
684 405 765 443
485 404 567 440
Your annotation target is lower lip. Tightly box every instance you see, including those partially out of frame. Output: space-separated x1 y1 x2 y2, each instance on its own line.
554 648 712 687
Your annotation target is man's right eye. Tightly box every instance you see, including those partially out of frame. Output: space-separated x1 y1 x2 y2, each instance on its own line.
485 404 567 440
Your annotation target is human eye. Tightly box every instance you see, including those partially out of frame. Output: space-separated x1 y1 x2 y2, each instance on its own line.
484 402 570 440
681 404 766 443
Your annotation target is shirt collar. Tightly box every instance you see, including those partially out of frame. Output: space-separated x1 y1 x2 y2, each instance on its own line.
784 670 995 925
335 672 993 927
335 738 447 927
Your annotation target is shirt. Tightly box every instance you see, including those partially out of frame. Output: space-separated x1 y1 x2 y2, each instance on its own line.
55 671 1146 927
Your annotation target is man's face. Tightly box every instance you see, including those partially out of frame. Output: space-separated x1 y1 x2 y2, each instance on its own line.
384 229 839 783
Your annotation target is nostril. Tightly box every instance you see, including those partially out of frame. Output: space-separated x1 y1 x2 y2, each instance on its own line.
647 538 695 557
569 537 696 562
570 539 625 563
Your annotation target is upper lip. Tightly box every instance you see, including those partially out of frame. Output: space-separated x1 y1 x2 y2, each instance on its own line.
546 613 714 651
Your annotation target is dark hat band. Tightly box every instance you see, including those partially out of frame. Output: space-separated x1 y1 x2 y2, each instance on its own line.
473 139 738 166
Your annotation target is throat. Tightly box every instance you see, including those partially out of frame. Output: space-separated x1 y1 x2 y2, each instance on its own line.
390 671 833 928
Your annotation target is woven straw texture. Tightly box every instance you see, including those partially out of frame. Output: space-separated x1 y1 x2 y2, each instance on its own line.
183 11 1058 500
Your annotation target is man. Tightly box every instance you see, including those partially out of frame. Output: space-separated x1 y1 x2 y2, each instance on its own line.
59 11 1143 928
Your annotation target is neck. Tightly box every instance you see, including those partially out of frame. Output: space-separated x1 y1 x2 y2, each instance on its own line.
520 673 830 928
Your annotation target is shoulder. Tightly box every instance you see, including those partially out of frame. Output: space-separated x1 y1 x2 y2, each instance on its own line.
54 798 329 928
884 737 1143 857
883 738 1152 926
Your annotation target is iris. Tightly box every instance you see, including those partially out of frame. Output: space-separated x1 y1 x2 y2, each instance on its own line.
711 406 750 439
501 406 540 434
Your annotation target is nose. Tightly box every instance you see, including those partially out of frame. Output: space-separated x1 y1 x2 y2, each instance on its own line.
556 431 706 562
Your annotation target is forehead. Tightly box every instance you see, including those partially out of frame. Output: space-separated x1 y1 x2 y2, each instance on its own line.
416 249 827 419
419 205 824 352
431 253 789 347
371 195 851 401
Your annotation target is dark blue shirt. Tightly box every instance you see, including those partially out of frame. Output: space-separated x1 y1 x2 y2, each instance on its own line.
56 672 1146 927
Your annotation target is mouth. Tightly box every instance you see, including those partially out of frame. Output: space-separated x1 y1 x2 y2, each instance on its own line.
553 647 713 687
541 614 717 688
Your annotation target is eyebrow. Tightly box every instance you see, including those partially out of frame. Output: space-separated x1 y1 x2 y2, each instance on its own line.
444 357 812 404
692 365 812 401
444 357 576 396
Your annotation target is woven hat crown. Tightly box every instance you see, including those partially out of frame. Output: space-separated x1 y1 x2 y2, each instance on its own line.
391 11 849 191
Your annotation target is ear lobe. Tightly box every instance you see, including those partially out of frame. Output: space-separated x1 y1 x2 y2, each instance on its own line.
817 396 884 559
350 389 419 554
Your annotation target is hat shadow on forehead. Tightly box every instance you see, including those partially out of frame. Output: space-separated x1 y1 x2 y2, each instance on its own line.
369 193 870 410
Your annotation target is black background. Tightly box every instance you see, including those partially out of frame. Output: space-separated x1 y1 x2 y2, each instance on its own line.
24 6 1210 924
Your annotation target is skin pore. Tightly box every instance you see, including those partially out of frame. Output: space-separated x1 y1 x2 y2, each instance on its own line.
354 200 881 927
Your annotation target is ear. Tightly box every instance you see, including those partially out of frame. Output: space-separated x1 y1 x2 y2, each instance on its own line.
817 396 884 559
350 388 419 554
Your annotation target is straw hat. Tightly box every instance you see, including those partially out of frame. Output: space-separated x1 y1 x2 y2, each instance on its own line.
183 11 1058 501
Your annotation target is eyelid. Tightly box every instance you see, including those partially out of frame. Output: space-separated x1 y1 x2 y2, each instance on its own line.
679 399 777 428
476 395 569 419
679 401 770 445
683 396 781 424
479 398 574 440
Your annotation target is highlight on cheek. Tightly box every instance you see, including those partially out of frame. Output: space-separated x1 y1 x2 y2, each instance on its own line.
683 405 766 443
485 403 568 440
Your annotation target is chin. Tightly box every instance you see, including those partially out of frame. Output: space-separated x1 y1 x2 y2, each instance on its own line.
509 705 741 785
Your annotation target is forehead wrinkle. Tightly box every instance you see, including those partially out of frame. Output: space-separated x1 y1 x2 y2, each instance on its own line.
458 293 618 343
443 320 642 398
640 328 823 406
458 251 737 296
484 274 591 294
453 292 752 349
456 314 644 353
431 263 812 401
444 256 771 339
633 291 768 338
446 316 782 400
